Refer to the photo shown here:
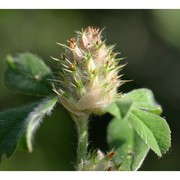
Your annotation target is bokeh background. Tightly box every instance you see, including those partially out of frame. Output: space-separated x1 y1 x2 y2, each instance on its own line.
0 10 180 171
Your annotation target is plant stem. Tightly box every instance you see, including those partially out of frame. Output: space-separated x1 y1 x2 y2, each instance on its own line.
71 114 89 170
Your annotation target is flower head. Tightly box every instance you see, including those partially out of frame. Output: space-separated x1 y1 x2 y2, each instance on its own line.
78 150 122 171
52 27 124 116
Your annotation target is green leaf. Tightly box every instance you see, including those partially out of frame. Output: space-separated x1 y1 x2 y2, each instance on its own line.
106 88 171 170
4 53 53 96
123 88 162 115
107 118 149 171
128 108 171 157
19 96 57 152
0 103 37 160
0 96 57 160
103 99 133 120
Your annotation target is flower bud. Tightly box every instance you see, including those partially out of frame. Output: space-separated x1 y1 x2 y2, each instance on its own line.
77 150 122 171
52 27 123 116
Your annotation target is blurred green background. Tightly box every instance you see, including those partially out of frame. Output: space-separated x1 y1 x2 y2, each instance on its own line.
0 10 180 171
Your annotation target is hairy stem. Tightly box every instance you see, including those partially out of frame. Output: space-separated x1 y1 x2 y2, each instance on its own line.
71 114 89 170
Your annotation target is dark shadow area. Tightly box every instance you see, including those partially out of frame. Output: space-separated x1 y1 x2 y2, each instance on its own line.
88 113 112 152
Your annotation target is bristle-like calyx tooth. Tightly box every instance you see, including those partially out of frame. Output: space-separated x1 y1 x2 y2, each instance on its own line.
77 149 123 171
52 27 126 116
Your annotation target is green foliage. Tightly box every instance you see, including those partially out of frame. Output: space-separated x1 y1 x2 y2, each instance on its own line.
107 118 149 170
123 88 162 114
19 96 57 152
106 88 171 170
0 51 171 171
0 52 58 160
0 103 37 160
4 53 53 96
128 109 171 156
0 96 57 160
104 99 133 120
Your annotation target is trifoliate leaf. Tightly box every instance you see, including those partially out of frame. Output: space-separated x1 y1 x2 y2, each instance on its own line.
107 88 171 171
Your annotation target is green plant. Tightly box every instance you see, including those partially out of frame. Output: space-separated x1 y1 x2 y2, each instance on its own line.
0 27 171 171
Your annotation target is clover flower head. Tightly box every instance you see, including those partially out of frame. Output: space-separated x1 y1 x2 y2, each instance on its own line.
52 27 124 116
